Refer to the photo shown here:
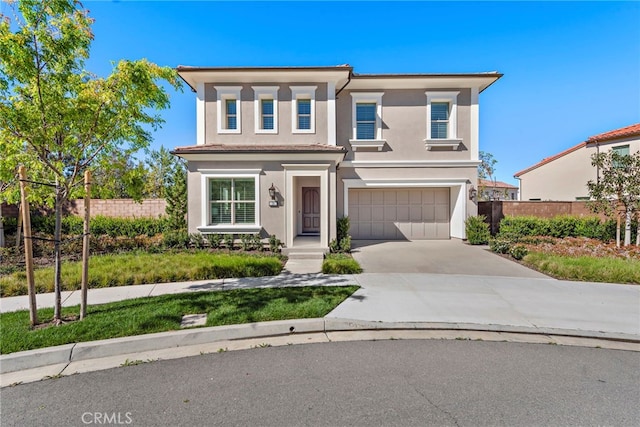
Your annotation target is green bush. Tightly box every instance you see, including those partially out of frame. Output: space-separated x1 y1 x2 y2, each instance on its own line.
162 229 190 248
190 233 206 249
223 234 234 250
269 234 282 253
330 216 352 253
548 215 579 238
465 215 490 245
574 217 606 239
322 253 363 274
509 244 529 260
499 216 551 237
209 233 222 249
489 237 512 254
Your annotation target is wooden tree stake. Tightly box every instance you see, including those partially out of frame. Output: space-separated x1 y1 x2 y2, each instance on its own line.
80 170 91 320
18 166 38 326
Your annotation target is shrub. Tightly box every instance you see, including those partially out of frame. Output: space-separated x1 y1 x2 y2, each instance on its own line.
223 234 235 250
240 234 254 251
163 229 190 248
268 235 281 253
465 215 490 245
548 215 579 238
209 233 222 249
322 253 363 274
574 217 606 239
509 244 529 260
499 216 550 237
330 216 352 253
489 237 512 254
190 233 206 249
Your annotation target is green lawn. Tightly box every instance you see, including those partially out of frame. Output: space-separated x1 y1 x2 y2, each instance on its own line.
0 285 359 354
0 251 284 297
522 252 640 284
322 253 363 274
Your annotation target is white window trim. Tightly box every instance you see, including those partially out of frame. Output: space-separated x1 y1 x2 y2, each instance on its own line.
291 86 317 134
215 86 242 134
199 170 261 233
253 86 279 134
350 92 385 146
425 91 461 149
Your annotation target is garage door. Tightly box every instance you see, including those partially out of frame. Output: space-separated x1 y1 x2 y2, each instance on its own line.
348 188 450 240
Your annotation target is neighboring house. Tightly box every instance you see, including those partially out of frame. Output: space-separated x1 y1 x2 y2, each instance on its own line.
478 179 518 201
514 124 640 201
172 65 501 251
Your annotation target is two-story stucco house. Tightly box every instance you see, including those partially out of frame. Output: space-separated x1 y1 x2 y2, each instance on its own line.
514 123 640 201
172 65 502 251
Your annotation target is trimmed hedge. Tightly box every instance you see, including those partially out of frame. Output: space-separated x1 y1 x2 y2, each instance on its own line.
497 215 634 242
3 215 171 237
465 215 490 245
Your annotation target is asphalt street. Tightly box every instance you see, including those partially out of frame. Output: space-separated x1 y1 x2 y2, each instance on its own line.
2 340 638 426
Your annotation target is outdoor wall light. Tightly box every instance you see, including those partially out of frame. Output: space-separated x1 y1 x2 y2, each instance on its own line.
268 183 276 200
469 185 477 202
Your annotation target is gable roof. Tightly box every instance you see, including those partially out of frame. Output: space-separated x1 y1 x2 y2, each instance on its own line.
514 123 639 178
478 179 518 189
586 123 640 144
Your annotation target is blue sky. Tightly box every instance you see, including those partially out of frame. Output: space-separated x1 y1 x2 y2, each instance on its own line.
56 1 640 184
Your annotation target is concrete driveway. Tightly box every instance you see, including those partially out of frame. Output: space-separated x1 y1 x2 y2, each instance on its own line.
351 239 549 278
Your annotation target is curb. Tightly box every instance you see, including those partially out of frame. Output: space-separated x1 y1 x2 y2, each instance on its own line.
2 318 639 378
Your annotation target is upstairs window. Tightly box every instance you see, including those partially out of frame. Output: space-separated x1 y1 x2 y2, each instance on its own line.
612 145 630 168
356 103 377 139
252 86 279 133
291 86 317 134
430 102 450 139
215 86 242 134
261 99 274 130
350 92 384 142
425 91 459 141
297 99 311 130
225 99 237 130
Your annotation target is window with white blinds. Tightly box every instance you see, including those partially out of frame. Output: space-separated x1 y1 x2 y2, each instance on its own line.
209 178 256 225
297 99 311 130
356 103 377 140
430 102 450 139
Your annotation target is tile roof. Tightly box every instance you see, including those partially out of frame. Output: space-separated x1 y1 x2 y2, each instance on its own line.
478 179 518 189
514 123 639 178
586 123 640 144
172 144 347 154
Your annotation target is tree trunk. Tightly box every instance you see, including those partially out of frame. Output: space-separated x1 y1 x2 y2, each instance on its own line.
80 171 91 320
53 180 62 323
636 217 640 246
615 215 621 248
0 203 5 248
624 208 631 246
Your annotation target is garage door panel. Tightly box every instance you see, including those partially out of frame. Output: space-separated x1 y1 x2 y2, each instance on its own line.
349 188 450 240
410 206 422 221
384 206 397 220
397 206 409 221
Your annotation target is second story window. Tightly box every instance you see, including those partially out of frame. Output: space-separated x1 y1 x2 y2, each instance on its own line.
226 99 237 130
297 99 311 130
252 86 279 134
430 102 450 139
356 103 376 139
291 86 317 134
425 91 459 141
350 92 384 144
261 99 274 130
215 86 242 134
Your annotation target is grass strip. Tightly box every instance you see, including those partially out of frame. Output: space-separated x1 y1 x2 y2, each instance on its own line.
522 252 640 284
0 251 284 297
0 285 359 354
322 253 363 274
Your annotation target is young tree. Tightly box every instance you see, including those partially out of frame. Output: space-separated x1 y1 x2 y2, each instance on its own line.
478 151 498 201
165 159 187 230
0 0 181 322
145 146 177 198
587 150 640 247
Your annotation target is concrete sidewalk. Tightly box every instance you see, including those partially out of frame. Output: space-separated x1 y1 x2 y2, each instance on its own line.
2 272 639 338
2 272 640 386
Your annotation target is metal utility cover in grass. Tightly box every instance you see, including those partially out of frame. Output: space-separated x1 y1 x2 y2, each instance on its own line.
180 314 207 328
